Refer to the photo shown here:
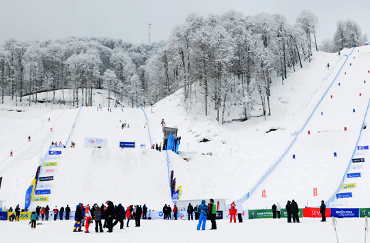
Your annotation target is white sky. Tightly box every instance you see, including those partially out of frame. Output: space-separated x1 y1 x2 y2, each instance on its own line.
0 0 368 45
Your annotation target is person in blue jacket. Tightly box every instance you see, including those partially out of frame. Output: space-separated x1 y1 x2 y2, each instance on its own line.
31 211 38 229
196 200 208 230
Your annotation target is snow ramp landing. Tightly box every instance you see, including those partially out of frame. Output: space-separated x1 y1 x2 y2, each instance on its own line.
48 107 171 209
243 45 370 209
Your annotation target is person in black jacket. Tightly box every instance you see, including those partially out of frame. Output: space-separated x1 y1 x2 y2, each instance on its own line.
113 203 125 229
142 204 147 219
163 204 168 220
73 204 83 232
187 203 194 220
291 200 300 223
60 206 64 220
45 205 50 221
15 205 21 221
36 206 41 220
135 205 142 227
106 201 115 233
320 200 326 222
272 204 277 219
65 205 70 220
286 201 292 223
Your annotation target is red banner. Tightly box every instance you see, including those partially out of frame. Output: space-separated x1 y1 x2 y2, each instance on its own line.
262 190 266 198
303 208 331 218
313 187 318 196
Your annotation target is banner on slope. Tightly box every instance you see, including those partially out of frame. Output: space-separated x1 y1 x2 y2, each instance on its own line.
329 201 347 207
303 208 331 218
360 208 370 217
351 164 363 170
36 184 52 190
119 141 135 148
41 168 57 174
352 158 365 163
24 179 36 210
39 176 54 181
336 192 352 199
331 208 359 218
49 151 62 155
43 162 57 167
32 197 48 202
347 173 361 178
341 183 356 190
357 146 369 150
34 189 51 195
85 138 108 148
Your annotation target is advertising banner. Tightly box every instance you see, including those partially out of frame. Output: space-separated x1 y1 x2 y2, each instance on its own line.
41 168 57 174
33 196 49 202
248 209 303 219
25 179 36 210
336 192 352 199
43 162 57 167
329 201 347 208
360 208 370 218
216 210 223 219
7 212 31 220
119 142 135 148
347 173 361 178
351 164 363 170
357 146 369 150
49 151 62 155
341 183 356 190
36 184 52 190
331 208 359 218
352 158 365 163
85 138 108 148
0 212 7 220
35 189 51 195
302 208 331 218
39 176 54 181
46 155 60 160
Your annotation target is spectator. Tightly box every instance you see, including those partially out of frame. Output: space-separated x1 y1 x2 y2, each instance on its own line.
196 200 208 231
272 203 277 219
320 200 326 222
94 206 103 233
237 203 243 223
60 206 64 220
173 205 178 220
286 201 292 223
65 205 70 220
277 202 281 219
53 206 59 221
40 207 45 221
187 203 193 220
209 199 217 230
291 200 300 223
45 205 50 221
126 207 131 227
31 211 38 229
229 201 237 223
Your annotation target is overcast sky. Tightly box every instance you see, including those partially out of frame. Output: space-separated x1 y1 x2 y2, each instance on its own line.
0 0 368 46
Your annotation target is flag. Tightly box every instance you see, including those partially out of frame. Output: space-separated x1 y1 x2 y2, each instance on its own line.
313 187 318 196
50 128 53 132
262 189 266 198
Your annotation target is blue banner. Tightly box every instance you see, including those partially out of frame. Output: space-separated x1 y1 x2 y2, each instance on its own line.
357 146 369 150
49 151 61 155
336 192 352 199
25 185 34 209
35 189 51 195
119 142 135 148
0 212 7 220
347 173 361 178
331 208 359 218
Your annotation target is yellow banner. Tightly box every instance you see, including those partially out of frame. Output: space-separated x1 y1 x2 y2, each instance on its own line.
342 183 356 189
33 196 49 202
7 212 31 221
44 162 57 167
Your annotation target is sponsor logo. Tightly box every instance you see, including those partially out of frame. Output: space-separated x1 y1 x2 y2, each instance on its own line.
336 192 352 199
33 197 49 202
342 183 356 190
42 168 56 173
7 212 31 220
120 142 135 148
35 189 51 195
352 158 365 163
44 162 57 167
347 173 361 178
357 146 369 150
49 151 62 155
39 176 54 181
158 211 163 217
36 184 52 190
351 164 363 170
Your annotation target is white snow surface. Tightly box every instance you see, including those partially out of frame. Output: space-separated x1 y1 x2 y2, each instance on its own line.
0 45 370 218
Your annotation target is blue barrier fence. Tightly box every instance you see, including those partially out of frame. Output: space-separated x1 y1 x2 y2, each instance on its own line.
327 98 370 205
140 107 153 146
236 47 356 206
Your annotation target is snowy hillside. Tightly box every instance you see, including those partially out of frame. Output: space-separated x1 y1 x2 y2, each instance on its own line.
1 46 370 211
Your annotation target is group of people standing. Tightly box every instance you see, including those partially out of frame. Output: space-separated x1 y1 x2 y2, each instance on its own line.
73 201 149 233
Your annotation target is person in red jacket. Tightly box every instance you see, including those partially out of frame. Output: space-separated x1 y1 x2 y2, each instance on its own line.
53 206 59 221
173 205 178 220
40 207 45 221
85 205 92 233
229 201 237 223
126 207 131 227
